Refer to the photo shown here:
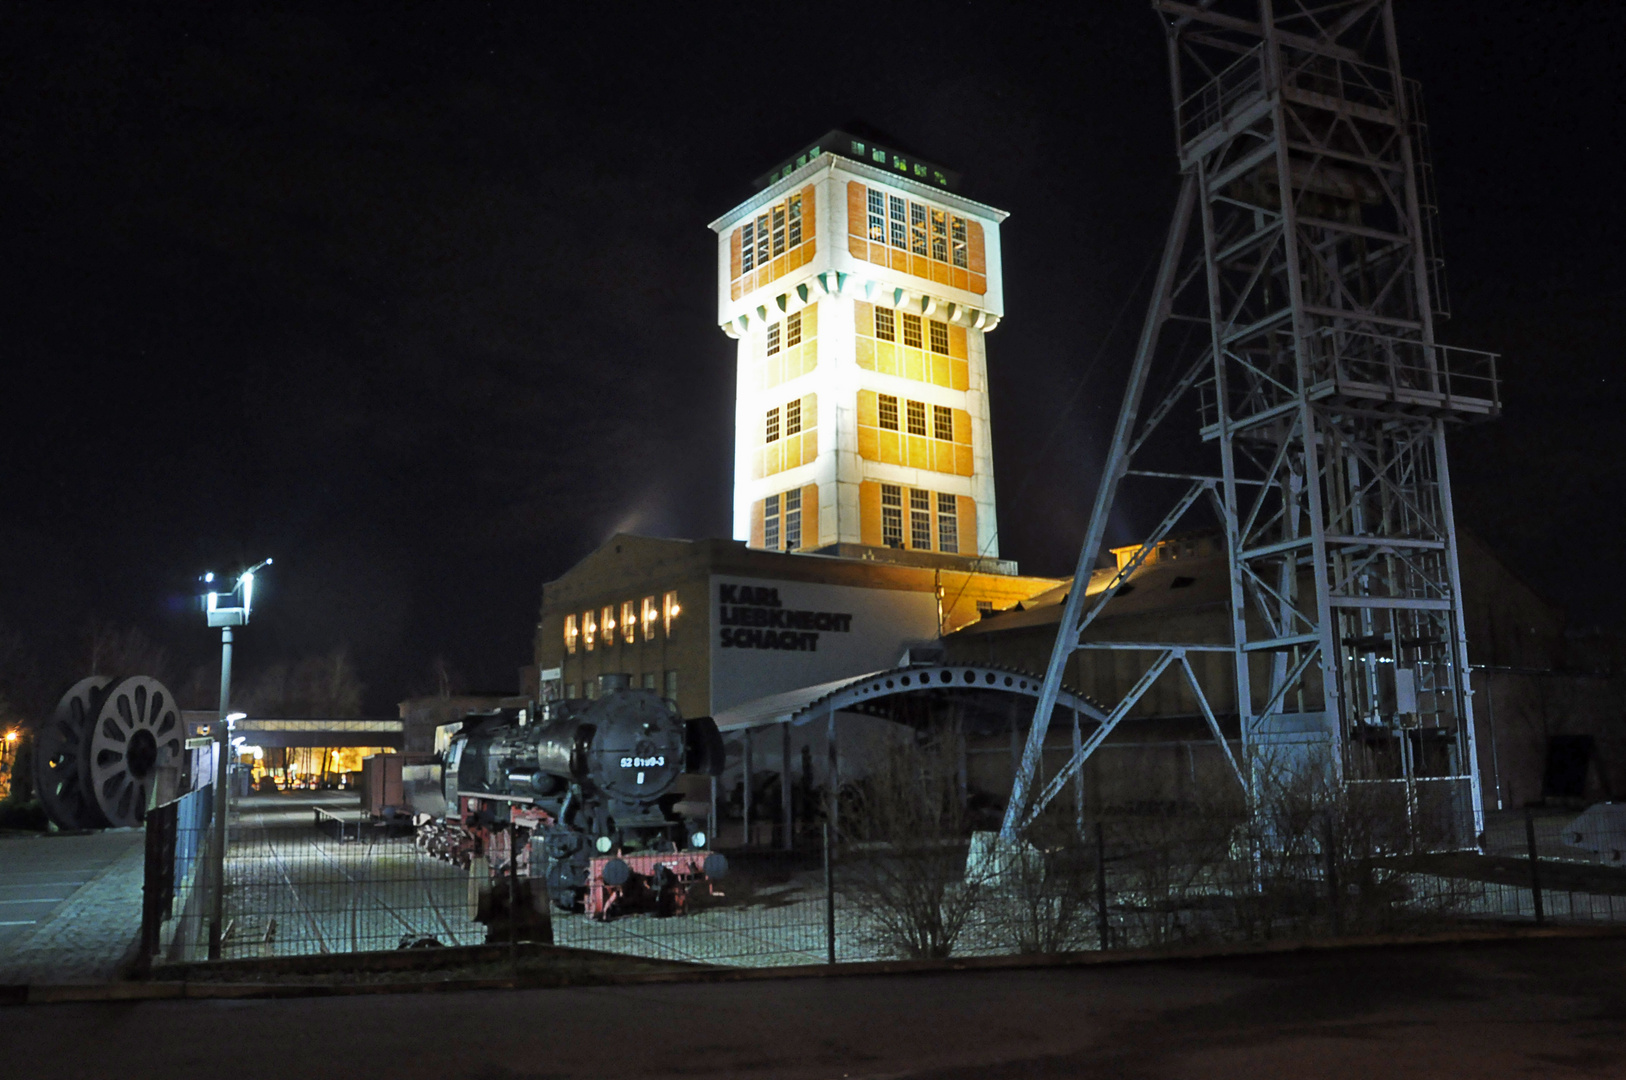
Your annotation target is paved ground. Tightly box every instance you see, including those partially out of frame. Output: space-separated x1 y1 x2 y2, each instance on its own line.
11 933 1626 1078
0 829 146 984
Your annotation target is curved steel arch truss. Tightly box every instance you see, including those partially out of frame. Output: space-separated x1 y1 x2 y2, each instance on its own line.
786 664 1107 728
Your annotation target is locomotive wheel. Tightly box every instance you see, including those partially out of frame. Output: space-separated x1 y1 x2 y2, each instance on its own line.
82 676 183 827
34 676 114 829
546 858 585 912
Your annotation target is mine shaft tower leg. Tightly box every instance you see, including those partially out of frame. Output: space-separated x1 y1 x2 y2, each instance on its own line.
1004 0 1499 843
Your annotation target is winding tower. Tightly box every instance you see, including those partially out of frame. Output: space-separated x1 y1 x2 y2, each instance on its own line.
1005 1 1501 841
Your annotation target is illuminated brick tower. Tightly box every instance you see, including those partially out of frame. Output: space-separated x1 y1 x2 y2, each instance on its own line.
710 131 1009 567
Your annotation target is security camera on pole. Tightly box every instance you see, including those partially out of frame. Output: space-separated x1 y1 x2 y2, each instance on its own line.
200 558 271 960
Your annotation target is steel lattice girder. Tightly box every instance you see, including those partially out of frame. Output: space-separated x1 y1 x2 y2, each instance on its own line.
1002 0 1499 842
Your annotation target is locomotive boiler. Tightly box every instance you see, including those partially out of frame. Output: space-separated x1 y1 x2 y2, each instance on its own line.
417 674 727 925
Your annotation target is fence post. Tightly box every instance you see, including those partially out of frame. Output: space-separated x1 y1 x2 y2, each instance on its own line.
824 820 836 965
1094 820 1110 950
1524 807 1545 926
1324 810 1341 937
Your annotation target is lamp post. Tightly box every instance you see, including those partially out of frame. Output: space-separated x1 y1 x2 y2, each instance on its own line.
201 558 270 960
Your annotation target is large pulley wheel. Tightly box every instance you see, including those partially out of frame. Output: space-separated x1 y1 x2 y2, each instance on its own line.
34 676 114 830
82 676 183 827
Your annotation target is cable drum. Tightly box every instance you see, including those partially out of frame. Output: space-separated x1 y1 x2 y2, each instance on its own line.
34 676 115 829
82 676 184 827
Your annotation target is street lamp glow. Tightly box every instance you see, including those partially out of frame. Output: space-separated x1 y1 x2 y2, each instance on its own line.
199 556 271 960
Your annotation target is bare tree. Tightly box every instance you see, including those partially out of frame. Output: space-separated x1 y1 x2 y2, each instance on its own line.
80 619 169 682
839 732 981 960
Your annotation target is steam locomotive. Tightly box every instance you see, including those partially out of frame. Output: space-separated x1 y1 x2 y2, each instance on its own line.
417 674 727 925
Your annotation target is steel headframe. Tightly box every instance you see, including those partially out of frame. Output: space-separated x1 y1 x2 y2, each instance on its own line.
1002 0 1500 843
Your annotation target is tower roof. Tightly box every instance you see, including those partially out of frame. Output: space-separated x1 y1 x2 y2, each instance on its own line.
753 128 962 193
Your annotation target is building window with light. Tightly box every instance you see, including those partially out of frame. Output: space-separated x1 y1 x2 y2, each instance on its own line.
951 215 968 267
937 492 959 553
787 193 803 247
583 610 597 651
741 219 755 273
882 484 904 548
641 596 658 640
906 398 928 437
663 591 681 637
867 188 886 242
601 605 616 646
621 600 636 644
564 613 579 655
888 194 907 249
910 202 928 256
902 313 923 349
764 493 780 549
784 488 802 549
910 489 932 549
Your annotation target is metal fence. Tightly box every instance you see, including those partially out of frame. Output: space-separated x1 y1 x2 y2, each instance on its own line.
141 784 213 961
142 790 1626 970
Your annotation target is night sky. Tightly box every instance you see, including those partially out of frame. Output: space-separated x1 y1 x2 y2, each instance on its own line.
2 2 1621 714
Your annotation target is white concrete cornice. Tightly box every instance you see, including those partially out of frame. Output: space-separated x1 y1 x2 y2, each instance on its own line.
717 273 1000 337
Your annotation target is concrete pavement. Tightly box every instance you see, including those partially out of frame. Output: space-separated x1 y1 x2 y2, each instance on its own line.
0 829 146 984
9 933 1626 1079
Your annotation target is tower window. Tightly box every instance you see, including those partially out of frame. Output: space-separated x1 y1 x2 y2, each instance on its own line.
622 600 636 644
765 407 780 443
881 484 904 548
784 488 802 550
583 609 597 651
641 596 658 641
902 313 923 349
663 591 681 637
564 613 579 655
788 194 803 247
785 398 802 437
756 212 771 267
910 489 932 549
931 209 948 261
772 205 786 257
867 189 886 243
874 307 895 342
601 605 616 646
951 216 968 268
766 322 781 355
937 493 959 553
929 319 949 355
906 399 928 437
888 195 907 249
933 404 953 441
878 394 899 431
911 202 928 256
786 311 802 347
741 221 756 272
764 494 780 550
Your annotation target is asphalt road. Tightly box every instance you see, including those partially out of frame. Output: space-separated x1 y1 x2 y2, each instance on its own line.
11 933 1626 1079
0 830 143 950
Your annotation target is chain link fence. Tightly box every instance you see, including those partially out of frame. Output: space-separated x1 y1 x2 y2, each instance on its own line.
139 784 1626 971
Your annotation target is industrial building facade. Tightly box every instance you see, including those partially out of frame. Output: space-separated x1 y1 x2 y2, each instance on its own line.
524 129 1621 827
709 131 1007 564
